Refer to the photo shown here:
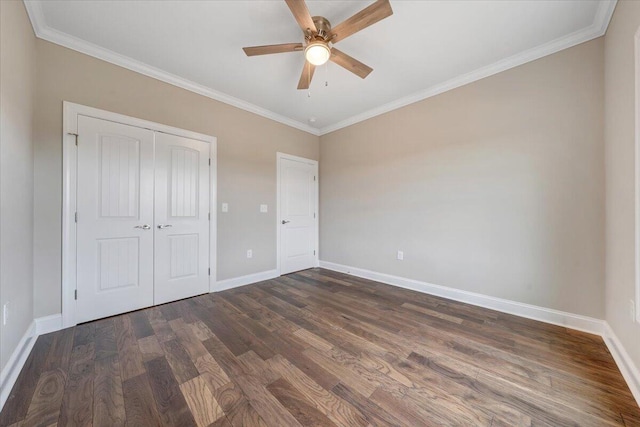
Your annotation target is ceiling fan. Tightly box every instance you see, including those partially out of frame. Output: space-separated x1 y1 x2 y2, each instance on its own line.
243 0 393 90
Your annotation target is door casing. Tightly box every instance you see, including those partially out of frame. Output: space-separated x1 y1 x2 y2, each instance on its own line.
62 102 217 328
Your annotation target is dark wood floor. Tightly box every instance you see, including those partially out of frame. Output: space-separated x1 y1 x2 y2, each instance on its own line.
1 268 639 426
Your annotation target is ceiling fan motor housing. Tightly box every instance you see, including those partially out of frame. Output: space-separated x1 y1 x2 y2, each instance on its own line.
311 16 332 41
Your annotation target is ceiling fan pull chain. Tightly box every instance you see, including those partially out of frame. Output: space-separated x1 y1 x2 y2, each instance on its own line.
308 61 312 97
325 61 329 87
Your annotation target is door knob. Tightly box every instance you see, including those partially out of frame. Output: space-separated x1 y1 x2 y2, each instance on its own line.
157 224 173 229
281 220 290 224
134 224 151 230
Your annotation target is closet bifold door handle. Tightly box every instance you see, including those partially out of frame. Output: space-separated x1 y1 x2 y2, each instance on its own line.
134 224 151 230
157 224 173 229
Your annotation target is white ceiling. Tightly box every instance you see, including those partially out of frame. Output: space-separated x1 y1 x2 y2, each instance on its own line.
25 0 616 135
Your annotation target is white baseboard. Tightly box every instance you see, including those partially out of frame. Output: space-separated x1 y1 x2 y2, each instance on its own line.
319 261 604 335
603 323 640 406
0 321 36 410
35 313 63 335
215 269 279 292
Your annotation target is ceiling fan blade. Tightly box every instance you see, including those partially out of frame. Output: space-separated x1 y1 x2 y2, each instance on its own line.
284 0 317 33
330 0 393 44
297 61 316 90
243 43 303 56
330 48 372 79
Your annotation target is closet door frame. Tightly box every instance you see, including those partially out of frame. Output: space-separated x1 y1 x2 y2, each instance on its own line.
62 101 217 328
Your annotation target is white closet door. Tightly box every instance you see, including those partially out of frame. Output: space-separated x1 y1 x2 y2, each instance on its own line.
76 116 155 323
154 132 210 305
279 156 317 275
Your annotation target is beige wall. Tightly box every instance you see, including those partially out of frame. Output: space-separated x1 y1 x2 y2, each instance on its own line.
33 41 319 318
604 0 640 372
0 1 36 372
320 38 605 318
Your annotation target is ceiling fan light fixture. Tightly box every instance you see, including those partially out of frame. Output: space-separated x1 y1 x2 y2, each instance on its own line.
304 41 331 66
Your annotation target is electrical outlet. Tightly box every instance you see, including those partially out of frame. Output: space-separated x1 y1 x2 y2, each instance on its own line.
260 204 268 213
221 203 228 213
631 299 636 322
3 302 9 326
397 250 404 261
247 249 253 259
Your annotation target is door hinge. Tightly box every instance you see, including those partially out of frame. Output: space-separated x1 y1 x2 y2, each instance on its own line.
314 175 316 181
313 212 316 219
208 212 210 220
313 250 316 255
209 158 211 166
74 289 78 300
208 268 211 276
74 212 78 223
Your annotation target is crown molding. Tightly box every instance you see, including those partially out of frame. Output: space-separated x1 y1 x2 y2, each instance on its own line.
22 1 321 137
24 0 616 137
318 0 617 135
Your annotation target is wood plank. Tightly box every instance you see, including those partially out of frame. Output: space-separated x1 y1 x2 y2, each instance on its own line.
210 417 233 427
267 378 338 427
93 354 125 427
202 335 247 380
370 387 448 427
57 336 95 427
194 304 250 357
236 351 280 385
188 320 215 341
113 315 145 381
211 382 268 427
72 322 96 347
402 302 465 324
331 382 406 427
42 327 75 372
193 353 231 392
129 311 155 340
137 335 164 363
146 307 176 343
122 373 163 427
207 301 275 360
22 369 66 427
231 374 303 427
94 319 117 360
160 339 199 384
293 328 333 352
267 354 369 427
0 334 54 425
179 375 225 427
144 356 197 426
172 320 209 361
302 347 379 397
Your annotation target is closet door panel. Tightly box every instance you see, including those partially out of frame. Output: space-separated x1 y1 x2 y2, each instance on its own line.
154 133 210 304
76 116 155 323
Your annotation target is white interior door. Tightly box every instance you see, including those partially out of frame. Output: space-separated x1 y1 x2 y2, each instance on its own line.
154 132 210 305
76 116 155 323
279 155 318 275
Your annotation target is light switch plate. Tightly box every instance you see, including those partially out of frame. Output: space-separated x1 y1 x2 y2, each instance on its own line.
247 249 253 259
260 204 268 213
397 250 404 261
221 203 228 213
